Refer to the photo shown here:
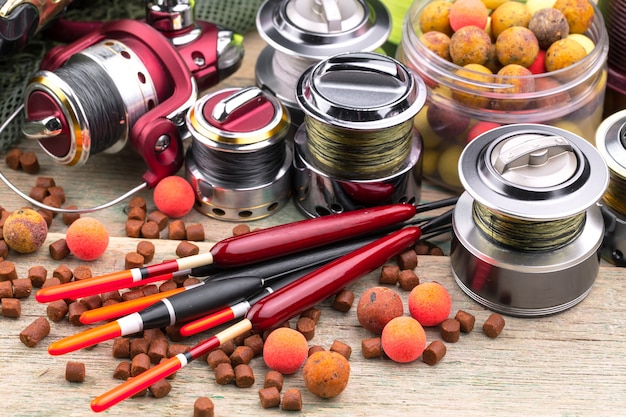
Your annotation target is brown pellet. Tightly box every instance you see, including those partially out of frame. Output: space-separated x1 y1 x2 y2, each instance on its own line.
148 338 169 364
0 281 11 298
143 328 167 344
112 337 131 359
483 313 506 338
68 301 87 325
141 221 161 239
207 349 231 370
46 299 69 322
113 361 131 380
101 290 122 303
41 277 61 289
19 316 50 347
185 223 205 241
13 278 32 298
243 333 264 357
308 345 325 356
282 388 302 411
0 260 18 281
130 338 149 358
264 370 284 391
219 339 236 356
49 239 70 260
413 242 431 255
19 151 40 174
230 345 255 366
193 396 214 417
396 248 418 270
149 379 172 398
332 289 354 312
29 186 48 202
35 176 55 188
165 324 184 342
79 294 102 310
122 288 145 302
214 362 235 385
5 148 22 170
125 252 144 269
441 318 461 343
125 219 143 238
127 206 146 222
147 210 168 231
232 224 250 236
422 340 447 366
47 186 66 204
0 240 8 259
296 316 316 340
1 298 21 318
73 265 92 281
234 363 255 388
131 352 151 376
159 280 178 292
182 277 201 287
42 195 63 213
53 264 73 283
62 206 80 225
430 246 445 256
398 269 420 291
128 196 147 212
361 337 382 359
259 386 281 409
28 265 47 288
38 209 53 227
141 284 159 297
380 264 400 285
176 241 199 258
300 307 322 324
167 343 189 358
455 310 476 333
136 241 155 263
233 329 253 346
65 361 86 382
168 219 186 240
330 339 352 360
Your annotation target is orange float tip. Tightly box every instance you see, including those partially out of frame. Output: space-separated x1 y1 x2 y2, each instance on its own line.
48 321 122 356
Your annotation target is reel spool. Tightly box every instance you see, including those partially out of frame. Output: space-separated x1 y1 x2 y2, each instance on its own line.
293 51 426 218
451 124 609 317
185 86 292 221
595 110 626 266
255 0 391 126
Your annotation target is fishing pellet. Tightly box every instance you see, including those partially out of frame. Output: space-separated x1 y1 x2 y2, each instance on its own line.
61 206 80 225
167 343 189 357
380 264 400 285
141 221 160 239
159 280 177 292
168 219 186 240
207 349 231 370
398 269 420 291
41 277 61 289
19 151 40 174
136 241 155 263
483 313 506 338
125 219 143 238
296 316 316 340
143 328 167 344
5 148 22 170
455 310 476 333
219 339 236 356
29 186 48 202
230 345 255 366
396 248 418 270
300 307 322 324
148 379 171 398
0 240 8 259
112 337 131 358
281 388 303 411
0 281 12 298
1 298 21 317
176 241 199 258
193 396 215 417
0 260 18 281
361 337 382 359
308 345 325 356
165 324 185 342
47 186 65 204
68 301 87 325
259 386 281 408
232 224 250 236
413 242 430 255
185 223 205 241
127 206 146 222
234 363 255 388
332 289 354 312
125 252 144 269
122 288 144 302
422 340 447 366
12 278 32 298
243 333 264 357
441 318 461 343
101 290 122 303
35 176 55 188
73 265 92 281
130 338 149 358
264 370 284 391
330 340 352 360
37 208 53 227
79 295 102 310
147 339 169 364
130 352 151 376
128 196 147 212
113 361 131 380
147 210 168 231
214 362 235 385
52 264 73 283
142 284 159 297
46 299 69 322
49 239 70 260
19 316 50 347
233 330 253 346
65 361 86 382
42 194 62 213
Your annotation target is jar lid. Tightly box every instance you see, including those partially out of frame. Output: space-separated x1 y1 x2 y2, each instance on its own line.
187 86 290 147
459 124 609 220
296 52 426 130
256 0 390 59
595 109 626 179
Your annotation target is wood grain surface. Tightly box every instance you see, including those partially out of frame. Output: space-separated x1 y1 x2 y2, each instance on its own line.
0 28 624 417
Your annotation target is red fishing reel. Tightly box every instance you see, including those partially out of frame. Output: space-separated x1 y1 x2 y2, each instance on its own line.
21 1 244 187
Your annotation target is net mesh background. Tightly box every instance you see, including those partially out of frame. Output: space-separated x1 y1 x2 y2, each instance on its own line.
0 0 264 151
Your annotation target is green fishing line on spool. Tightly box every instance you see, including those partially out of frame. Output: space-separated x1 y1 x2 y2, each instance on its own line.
472 201 587 252
602 170 626 217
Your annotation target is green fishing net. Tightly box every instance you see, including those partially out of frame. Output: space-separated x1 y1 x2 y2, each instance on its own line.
0 0 264 151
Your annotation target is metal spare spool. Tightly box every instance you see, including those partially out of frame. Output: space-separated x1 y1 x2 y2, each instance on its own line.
451 124 609 317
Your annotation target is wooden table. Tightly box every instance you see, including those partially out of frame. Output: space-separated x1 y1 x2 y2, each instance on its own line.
0 30 624 417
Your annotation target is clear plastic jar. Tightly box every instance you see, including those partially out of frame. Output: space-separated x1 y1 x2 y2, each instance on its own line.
396 0 609 190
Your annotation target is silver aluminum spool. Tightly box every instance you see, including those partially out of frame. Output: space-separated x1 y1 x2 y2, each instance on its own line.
293 51 426 217
451 124 609 317
185 86 292 221
255 0 391 125
595 109 626 266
